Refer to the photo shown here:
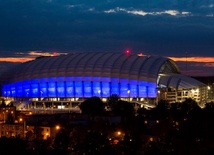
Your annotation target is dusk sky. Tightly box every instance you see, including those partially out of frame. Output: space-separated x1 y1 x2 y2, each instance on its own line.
0 0 214 76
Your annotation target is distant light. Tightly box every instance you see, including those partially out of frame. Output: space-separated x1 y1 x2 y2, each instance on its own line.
125 50 130 55
138 52 143 56
56 125 60 130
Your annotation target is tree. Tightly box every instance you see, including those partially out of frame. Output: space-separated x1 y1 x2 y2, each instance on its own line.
79 97 105 115
34 126 44 141
152 100 169 119
0 137 28 154
181 98 198 115
205 102 214 110
107 94 120 107
111 100 134 117
54 128 70 150
78 131 109 154
137 106 148 116
25 130 34 141
170 102 182 121
156 100 169 111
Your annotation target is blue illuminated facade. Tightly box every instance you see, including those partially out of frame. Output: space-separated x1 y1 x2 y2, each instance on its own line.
2 77 157 98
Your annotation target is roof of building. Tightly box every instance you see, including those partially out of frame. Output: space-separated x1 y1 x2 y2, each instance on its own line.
158 73 205 89
2 52 178 82
1 52 205 89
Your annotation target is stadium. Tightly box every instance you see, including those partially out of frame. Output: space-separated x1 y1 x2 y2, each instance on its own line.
0 52 207 110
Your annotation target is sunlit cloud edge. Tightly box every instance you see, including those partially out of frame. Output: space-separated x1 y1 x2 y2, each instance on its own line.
169 56 214 63
0 51 68 63
104 7 191 17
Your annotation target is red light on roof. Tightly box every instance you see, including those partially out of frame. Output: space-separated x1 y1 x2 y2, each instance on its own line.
125 50 130 55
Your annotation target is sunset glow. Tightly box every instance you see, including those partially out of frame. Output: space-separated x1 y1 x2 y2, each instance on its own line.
169 57 214 63
1 55 214 64
0 51 68 63
0 57 35 63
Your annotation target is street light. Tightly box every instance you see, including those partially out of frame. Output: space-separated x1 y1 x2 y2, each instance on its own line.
157 89 160 104
117 131 121 136
127 90 130 102
19 118 23 122
55 125 60 130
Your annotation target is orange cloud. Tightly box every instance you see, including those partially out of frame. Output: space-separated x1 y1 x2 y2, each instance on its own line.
169 56 214 63
0 57 34 63
28 51 67 56
0 51 68 63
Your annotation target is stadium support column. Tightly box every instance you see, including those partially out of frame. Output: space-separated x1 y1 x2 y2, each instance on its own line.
91 81 93 97
73 81 76 101
109 81 112 98
146 85 149 104
39 83 42 101
46 81 49 101
100 81 102 98
34 101 37 109
82 81 84 101
137 84 139 102
119 83 121 98
128 82 130 102
55 81 58 101
64 81 67 99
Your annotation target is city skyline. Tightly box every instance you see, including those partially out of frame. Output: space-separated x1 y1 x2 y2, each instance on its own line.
0 0 214 76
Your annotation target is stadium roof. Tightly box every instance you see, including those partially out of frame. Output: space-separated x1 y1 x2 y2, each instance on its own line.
1 52 205 89
158 73 205 89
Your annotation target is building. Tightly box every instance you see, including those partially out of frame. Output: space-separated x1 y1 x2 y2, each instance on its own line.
0 52 206 109
0 105 16 123
26 125 58 140
0 123 24 138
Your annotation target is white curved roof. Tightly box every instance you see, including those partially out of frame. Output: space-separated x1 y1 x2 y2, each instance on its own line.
158 73 205 89
2 52 204 89
4 52 180 83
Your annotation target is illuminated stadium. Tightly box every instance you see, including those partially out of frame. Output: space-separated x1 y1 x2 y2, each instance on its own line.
0 52 207 109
